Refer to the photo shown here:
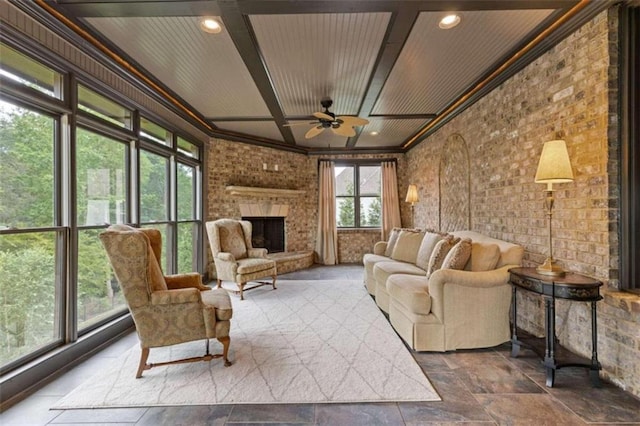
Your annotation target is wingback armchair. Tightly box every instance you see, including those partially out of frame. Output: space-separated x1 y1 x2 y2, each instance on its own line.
100 224 232 378
206 219 277 300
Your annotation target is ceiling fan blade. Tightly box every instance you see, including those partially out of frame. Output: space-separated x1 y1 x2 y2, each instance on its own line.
331 125 356 137
313 112 334 121
305 125 325 139
283 121 316 127
337 116 369 126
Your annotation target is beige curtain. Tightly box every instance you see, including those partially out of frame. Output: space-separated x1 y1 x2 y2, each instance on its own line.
315 160 338 265
381 161 402 240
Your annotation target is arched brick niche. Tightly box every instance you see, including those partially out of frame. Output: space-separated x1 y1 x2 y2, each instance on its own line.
439 133 470 232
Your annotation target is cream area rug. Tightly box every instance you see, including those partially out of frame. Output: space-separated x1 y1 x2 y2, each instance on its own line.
54 280 440 408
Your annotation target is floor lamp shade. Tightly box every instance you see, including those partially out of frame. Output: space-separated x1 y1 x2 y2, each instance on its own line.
405 184 419 205
405 184 418 228
535 139 574 276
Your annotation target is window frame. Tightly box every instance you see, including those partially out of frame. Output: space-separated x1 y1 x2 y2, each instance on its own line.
619 4 640 294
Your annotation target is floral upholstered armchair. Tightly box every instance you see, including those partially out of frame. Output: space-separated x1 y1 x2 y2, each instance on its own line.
206 219 277 300
100 224 232 378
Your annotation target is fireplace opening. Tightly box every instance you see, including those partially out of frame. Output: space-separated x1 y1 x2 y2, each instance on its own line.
243 217 285 253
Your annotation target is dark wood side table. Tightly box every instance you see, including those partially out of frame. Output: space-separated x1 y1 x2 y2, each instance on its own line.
509 267 602 388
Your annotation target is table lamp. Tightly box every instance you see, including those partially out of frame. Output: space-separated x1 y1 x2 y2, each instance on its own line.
534 139 574 276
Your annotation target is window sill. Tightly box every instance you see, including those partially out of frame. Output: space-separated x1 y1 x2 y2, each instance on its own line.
337 228 381 233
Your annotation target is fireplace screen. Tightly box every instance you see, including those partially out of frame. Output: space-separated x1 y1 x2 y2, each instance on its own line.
243 217 285 253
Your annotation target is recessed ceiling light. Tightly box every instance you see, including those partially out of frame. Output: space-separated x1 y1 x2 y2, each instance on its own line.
200 17 222 34
370 131 379 136
439 14 460 29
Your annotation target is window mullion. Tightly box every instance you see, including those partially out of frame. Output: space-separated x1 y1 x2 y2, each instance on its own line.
354 166 360 228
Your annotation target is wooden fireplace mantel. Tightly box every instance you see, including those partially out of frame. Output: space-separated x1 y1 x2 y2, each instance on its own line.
225 186 305 197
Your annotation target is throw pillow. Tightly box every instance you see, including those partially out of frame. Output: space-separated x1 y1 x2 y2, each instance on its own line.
391 230 425 263
426 235 460 277
384 228 402 257
415 232 445 271
467 242 501 271
384 227 421 257
441 238 473 270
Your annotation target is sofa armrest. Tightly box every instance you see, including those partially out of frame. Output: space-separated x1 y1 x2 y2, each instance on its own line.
165 273 210 291
248 248 268 258
427 265 513 320
216 252 235 262
151 288 200 305
373 241 387 255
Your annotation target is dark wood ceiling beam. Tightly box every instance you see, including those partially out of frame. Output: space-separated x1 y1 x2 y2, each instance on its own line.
346 6 420 148
54 0 579 17
208 116 275 122
217 0 296 145
368 114 437 120
52 1 221 17
237 1 578 14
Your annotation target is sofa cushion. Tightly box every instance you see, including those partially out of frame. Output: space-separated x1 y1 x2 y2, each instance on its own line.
441 238 472 270
387 274 431 316
466 242 501 271
391 230 425 263
416 232 445 271
384 227 421 257
374 261 427 288
427 235 459 277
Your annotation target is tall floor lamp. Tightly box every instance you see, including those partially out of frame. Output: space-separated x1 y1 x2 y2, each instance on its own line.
534 140 574 276
405 184 419 228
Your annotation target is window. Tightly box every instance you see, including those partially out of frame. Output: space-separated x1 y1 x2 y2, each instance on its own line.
140 117 171 146
76 128 129 330
177 162 198 273
0 101 61 369
335 164 381 228
78 84 132 129
0 42 63 99
177 136 199 159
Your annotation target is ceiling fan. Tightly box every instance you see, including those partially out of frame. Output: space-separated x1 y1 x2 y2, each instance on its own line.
285 98 369 139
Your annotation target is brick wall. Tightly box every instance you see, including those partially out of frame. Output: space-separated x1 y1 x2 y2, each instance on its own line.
206 143 405 266
206 139 317 251
405 9 640 397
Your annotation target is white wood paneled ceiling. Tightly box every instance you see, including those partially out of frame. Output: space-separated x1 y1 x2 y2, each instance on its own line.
46 0 606 154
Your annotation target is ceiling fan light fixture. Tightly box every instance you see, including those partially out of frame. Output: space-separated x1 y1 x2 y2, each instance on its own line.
439 14 461 29
200 17 222 34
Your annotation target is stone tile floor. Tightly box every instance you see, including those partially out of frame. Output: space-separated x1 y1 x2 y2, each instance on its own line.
2 264 639 425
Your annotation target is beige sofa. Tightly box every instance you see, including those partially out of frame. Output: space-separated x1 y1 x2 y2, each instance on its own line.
363 230 524 351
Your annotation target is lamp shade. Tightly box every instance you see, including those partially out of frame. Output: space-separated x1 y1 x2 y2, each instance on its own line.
405 184 419 204
535 140 574 184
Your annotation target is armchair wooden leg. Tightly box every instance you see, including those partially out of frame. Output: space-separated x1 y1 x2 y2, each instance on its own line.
136 347 150 378
216 279 222 289
239 282 245 300
272 275 277 290
218 335 232 367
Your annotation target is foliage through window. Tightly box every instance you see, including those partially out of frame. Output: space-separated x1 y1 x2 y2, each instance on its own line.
335 164 381 228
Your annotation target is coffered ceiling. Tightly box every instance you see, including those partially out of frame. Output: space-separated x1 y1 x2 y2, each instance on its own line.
43 0 608 153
